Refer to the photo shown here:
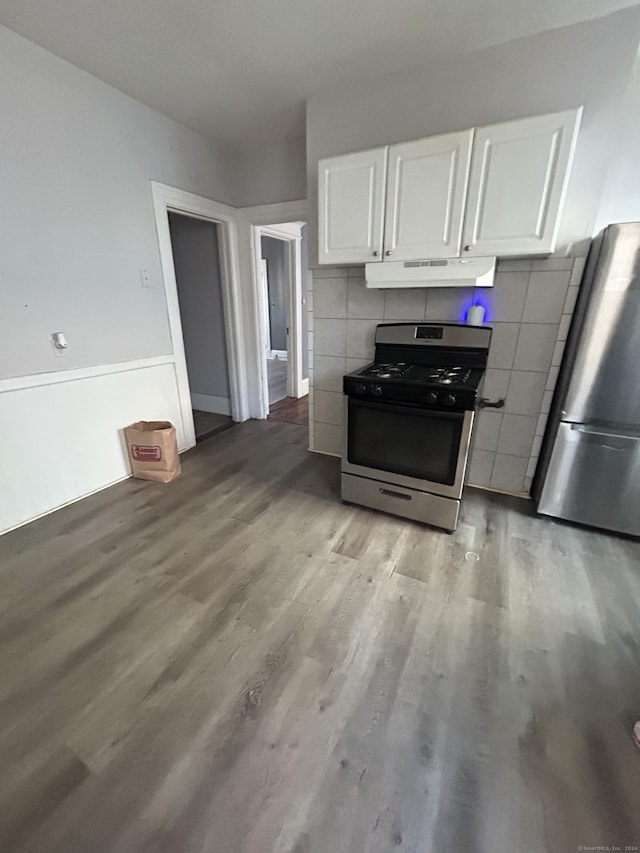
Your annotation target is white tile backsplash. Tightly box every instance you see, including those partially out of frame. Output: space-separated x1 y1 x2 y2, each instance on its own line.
541 389 554 414
487 323 520 369
527 256 573 271
473 411 503 452
513 324 558 372
489 271 529 322
498 414 537 457
526 456 539 479
522 270 570 323
383 289 427 320
347 278 384 319
313 277 348 319
314 318 346 356
314 355 346 392
552 339 566 366
496 259 532 272
313 422 342 457
563 285 580 315
545 364 560 390
426 288 473 322
504 371 547 416
557 314 572 341
491 454 528 493
346 319 378 359
467 449 495 486
313 389 343 426
481 368 511 400
535 412 549 436
309 254 584 498
569 256 587 287
345 356 371 372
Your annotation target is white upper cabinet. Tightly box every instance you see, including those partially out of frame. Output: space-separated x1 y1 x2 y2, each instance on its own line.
461 108 582 256
317 107 582 264
318 148 387 264
384 130 473 260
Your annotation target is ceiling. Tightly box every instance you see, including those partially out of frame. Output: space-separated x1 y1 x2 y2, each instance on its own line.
1 0 638 147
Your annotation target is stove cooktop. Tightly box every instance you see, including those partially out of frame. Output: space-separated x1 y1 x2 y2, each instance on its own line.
359 362 472 385
344 361 484 410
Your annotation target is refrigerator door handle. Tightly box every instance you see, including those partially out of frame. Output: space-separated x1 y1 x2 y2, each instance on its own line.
570 423 640 448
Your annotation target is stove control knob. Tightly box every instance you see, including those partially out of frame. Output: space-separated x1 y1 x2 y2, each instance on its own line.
372 385 383 397
355 383 368 395
441 393 457 407
425 391 438 405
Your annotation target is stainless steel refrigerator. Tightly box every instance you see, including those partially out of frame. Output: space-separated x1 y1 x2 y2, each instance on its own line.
533 222 640 536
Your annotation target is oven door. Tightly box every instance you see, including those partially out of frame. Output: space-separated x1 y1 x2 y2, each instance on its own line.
343 396 474 500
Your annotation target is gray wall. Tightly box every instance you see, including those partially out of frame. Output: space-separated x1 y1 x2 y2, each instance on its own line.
230 137 307 208
0 23 300 382
168 213 230 405
261 236 288 351
306 7 640 265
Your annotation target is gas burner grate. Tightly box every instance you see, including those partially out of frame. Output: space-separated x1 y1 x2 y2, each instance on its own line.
360 363 472 385
361 362 410 379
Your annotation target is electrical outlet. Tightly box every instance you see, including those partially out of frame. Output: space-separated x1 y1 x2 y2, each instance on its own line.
140 269 153 288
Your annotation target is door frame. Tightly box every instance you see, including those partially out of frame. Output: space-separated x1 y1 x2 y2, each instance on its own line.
151 181 250 447
237 200 309 418
258 223 306 401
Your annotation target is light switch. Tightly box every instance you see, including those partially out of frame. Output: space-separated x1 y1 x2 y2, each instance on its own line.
140 269 153 288
51 331 68 357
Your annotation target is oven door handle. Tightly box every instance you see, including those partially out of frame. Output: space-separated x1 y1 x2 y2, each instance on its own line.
379 487 412 502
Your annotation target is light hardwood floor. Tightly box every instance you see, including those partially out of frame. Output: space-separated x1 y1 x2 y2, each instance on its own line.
1 419 639 853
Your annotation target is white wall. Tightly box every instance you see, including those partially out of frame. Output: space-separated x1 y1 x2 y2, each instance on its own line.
595 50 640 229
0 24 238 533
0 23 237 380
306 7 640 265
168 213 231 415
0 361 183 534
230 136 307 208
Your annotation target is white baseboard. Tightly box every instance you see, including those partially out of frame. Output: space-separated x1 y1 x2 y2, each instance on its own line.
268 350 288 361
191 392 231 416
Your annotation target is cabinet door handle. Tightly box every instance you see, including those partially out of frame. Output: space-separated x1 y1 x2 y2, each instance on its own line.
385 250 392 256
372 250 379 257
463 245 471 252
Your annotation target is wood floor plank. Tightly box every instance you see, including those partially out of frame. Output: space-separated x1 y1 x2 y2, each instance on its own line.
0 419 639 852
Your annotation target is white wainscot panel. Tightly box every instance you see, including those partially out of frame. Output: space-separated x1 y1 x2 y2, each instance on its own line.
0 361 182 534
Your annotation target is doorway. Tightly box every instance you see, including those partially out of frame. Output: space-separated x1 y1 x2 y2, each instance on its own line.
167 212 234 443
255 222 309 426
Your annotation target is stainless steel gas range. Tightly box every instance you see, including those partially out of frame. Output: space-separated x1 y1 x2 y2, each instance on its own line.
342 322 492 532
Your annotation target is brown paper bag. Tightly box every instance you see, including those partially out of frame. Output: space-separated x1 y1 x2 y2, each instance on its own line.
124 421 181 483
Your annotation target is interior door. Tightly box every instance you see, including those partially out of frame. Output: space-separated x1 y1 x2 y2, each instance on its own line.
461 108 582 256
384 130 473 260
318 148 387 264
538 421 640 535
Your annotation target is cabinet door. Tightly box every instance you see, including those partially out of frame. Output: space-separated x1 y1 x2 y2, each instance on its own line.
384 130 473 260
462 108 582 256
318 148 386 264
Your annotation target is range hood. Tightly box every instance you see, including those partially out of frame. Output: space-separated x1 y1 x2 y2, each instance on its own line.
365 256 496 289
